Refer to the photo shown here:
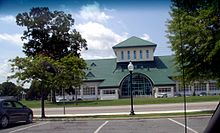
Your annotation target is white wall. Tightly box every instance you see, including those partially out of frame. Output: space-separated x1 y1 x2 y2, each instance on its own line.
114 47 155 62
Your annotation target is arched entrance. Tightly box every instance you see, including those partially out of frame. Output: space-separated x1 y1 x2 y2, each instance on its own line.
120 73 153 97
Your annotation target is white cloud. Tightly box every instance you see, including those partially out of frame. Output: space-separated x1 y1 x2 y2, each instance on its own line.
141 33 152 41
76 22 128 59
0 59 11 83
79 2 111 22
0 15 16 23
0 33 23 46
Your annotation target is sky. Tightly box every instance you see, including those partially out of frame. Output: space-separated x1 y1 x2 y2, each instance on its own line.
0 0 173 84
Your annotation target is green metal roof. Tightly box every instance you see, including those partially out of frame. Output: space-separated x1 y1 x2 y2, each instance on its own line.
85 55 179 88
112 36 157 49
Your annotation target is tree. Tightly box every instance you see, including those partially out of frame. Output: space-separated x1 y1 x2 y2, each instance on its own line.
10 7 88 118
16 7 87 59
9 54 87 117
166 0 220 83
0 82 23 98
26 80 42 100
15 7 88 103
9 55 58 118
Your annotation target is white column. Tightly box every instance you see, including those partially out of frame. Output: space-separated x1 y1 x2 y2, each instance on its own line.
80 86 83 99
206 82 210 95
99 89 102 100
154 87 158 97
176 82 179 93
171 86 174 97
115 89 119 99
95 86 98 99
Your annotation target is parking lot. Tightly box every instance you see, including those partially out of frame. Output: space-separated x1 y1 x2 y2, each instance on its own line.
0 116 210 133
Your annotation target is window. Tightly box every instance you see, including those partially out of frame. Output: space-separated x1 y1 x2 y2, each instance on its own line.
194 83 206 91
2 101 13 108
90 62 96 67
127 51 130 60
121 73 153 96
121 51 124 60
103 90 116 95
178 84 191 92
13 101 23 108
133 51 136 59
140 50 143 59
209 83 220 91
158 88 171 93
146 50 149 59
86 72 95 78
75 88 80 95
83 86 95 95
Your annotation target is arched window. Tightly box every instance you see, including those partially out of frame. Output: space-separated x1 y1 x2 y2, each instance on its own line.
120 73 153 96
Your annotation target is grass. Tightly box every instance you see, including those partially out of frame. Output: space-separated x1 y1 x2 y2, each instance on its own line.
20 95 220 108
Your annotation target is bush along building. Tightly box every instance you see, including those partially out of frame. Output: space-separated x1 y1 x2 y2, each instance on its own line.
74 36 220 100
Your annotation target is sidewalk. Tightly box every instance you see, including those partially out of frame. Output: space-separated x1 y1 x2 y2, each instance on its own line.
33 101 218 118
34 109 213 118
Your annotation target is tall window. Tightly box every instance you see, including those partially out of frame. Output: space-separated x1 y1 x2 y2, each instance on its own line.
194 83 206 91
140 50 143 59
83 86 95 95
133 51 136 59
146 50 149 59
127 51 130 60
121 51 124 60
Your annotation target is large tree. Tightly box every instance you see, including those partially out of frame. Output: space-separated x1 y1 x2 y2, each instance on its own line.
16 7 87 59
15 7 88 102
167 0 220 83
9 7 88 118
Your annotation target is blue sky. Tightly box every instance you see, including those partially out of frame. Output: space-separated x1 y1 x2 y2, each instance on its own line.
0 0 172 84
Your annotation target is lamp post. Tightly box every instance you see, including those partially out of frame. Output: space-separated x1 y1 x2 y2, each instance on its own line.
128 61 135 115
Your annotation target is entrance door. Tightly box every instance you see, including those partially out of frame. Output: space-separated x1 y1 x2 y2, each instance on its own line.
121 73 153 97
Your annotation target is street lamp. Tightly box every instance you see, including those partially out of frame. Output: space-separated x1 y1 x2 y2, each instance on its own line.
128 61 135 115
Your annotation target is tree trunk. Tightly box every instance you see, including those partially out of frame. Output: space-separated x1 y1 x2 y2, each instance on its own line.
41 81 46 118
52 89 56 103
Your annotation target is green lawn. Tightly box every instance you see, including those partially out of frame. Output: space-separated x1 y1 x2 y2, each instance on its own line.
20 95 220 108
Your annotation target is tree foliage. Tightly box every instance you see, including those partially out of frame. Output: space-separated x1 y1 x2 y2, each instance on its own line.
167 0 220 83
16 7 87 59
0 82 23 97
9 54 87 93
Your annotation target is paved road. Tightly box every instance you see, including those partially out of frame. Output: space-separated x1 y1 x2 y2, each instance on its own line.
0 116 210 133
32 101 218 116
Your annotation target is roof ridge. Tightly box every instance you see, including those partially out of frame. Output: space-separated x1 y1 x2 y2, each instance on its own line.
112 36 157 49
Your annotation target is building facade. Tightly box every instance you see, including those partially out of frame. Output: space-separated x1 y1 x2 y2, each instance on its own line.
74 36 220 100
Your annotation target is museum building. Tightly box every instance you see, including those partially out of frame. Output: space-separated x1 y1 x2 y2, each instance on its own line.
74 36 220 100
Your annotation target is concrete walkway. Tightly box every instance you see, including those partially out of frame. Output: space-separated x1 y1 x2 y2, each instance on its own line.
32 101 218 118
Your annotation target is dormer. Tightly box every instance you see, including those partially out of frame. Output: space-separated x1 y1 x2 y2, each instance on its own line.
112 36 157 62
